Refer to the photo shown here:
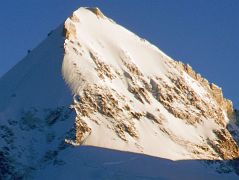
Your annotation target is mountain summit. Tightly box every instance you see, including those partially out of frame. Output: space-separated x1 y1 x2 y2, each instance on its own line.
0 7 239 179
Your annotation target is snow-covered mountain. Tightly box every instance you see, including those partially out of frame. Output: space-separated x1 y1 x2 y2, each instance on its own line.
0 7 239 179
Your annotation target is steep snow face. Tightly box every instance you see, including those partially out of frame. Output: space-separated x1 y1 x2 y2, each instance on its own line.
63 7 239 160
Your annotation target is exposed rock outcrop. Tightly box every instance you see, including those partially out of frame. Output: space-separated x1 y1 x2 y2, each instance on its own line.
176 61 235 120
86 7 105 18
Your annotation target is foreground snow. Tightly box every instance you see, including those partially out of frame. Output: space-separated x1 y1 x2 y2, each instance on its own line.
34 146 239 180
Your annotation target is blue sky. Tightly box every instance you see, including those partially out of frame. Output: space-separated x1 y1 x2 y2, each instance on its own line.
0 0 238 107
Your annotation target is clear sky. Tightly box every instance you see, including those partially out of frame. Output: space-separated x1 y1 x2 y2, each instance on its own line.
0 0 238 107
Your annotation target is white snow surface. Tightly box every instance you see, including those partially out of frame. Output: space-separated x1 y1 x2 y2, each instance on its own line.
62 7 226 160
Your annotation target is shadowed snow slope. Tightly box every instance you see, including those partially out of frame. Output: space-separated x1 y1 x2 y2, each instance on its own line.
34 146 239 180
0 7 239 179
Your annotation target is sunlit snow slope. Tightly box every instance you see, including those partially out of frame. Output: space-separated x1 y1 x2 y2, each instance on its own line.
63 7 239 160
0 7 239 179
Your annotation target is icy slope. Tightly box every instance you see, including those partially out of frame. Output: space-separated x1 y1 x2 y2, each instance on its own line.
0 7 239 179
63 7 239 160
